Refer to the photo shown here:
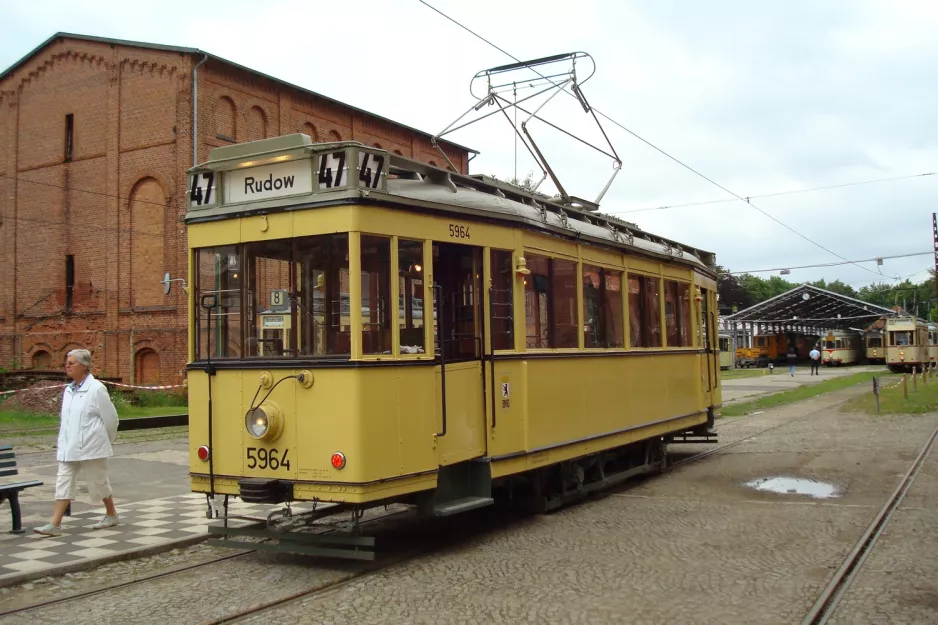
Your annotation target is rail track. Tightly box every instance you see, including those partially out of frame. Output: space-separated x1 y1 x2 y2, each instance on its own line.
201 391 871 623
801 420 938 625
0 506 409 619
2 382 901 623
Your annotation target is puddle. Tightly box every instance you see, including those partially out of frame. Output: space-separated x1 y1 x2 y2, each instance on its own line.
744 477 839 499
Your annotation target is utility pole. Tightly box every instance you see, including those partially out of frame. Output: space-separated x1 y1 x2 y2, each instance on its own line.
933 213 938 299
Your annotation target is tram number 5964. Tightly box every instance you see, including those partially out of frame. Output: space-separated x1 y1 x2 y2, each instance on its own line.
449 224 470 240
246 447 291 470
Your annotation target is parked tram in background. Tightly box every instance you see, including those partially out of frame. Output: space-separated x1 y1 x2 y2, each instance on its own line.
929 324 938 366
864 328 886 364
885 316 929 373
821 330 862 366
184 135 722 557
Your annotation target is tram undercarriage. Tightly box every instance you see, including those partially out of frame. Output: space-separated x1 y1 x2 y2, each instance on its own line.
204 423 717 560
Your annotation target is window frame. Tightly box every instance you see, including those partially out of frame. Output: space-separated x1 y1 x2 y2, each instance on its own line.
582 264 625 350
627 272 663 349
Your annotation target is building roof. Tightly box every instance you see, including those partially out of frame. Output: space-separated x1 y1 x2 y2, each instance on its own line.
0 32 477 156
723 283 898 331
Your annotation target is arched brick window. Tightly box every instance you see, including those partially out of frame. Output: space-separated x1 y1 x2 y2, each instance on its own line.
32 350 52 369
302 122 319 141
245 106 268 142
129 177 167 307
213 96 236 140
135 349 160 385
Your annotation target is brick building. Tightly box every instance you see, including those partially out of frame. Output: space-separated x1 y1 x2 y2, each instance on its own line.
0 33 474 384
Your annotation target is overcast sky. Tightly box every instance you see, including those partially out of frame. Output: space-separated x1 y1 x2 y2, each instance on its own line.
2 0 936 292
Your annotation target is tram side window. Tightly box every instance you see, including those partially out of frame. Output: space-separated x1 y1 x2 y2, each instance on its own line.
583 265 624 348
361 236 391 355
663 280 692 347
552 258 578 348
398 239 425 354
524 255 550 348
523 254 577 349
195 245 243 359
490 250 514 350
628 275 662 348
294 234 350 356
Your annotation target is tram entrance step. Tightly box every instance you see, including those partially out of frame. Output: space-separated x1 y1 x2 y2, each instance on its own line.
433 496 494 517
669 431 718 444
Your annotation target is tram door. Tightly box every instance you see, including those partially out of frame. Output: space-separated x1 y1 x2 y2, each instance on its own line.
700 288 717 405
431 243 487 463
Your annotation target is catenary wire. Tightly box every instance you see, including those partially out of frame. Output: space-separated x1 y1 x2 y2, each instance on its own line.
417 0 897 277
611 172 937 215
726 251 933 275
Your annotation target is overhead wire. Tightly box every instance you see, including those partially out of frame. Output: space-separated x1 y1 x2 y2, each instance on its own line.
417 0 903 278
726 251 933 275
611 172 937 215
0 172 179 238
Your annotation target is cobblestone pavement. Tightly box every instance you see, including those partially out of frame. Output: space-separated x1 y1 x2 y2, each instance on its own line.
827 427 938 625
3 385 935 625
233 401 937 625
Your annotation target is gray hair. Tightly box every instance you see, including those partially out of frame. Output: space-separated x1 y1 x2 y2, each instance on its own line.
67 349 92 369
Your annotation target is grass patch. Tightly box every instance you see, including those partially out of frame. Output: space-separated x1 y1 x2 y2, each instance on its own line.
0 404 187 429
720 368 768 381
841 371 938 415
0 410 59 429
720 371 886 417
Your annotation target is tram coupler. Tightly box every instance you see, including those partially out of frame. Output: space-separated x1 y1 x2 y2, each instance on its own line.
205 494 218 519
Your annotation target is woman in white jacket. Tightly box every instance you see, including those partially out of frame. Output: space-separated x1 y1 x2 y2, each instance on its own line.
34 349 120 536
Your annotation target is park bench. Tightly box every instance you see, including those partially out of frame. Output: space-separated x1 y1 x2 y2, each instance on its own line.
0 445 43 534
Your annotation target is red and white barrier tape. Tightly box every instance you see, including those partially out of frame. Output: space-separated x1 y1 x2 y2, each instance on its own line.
0 384 67 396
101 381 185 391
1 381 184 396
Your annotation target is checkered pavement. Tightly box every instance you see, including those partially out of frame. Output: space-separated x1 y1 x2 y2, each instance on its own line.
0 493 281 583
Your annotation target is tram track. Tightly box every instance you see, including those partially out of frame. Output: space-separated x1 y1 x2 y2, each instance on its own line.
0 507 409 620
2 384 890 623
670 385 938 624
800 420 938 625
204 391 875 623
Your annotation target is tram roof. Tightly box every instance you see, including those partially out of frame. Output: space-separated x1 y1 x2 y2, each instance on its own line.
723 283 899 331
186 136 717 274
0 32 476 157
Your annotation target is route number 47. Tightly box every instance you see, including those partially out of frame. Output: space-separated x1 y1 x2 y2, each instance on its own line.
189 172 216 207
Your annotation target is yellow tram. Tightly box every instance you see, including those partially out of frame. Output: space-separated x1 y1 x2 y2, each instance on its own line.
865 328 885 364
185 135 721 556
885 316 928 372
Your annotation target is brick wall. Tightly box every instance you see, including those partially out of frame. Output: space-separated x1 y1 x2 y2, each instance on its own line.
0 35 470 384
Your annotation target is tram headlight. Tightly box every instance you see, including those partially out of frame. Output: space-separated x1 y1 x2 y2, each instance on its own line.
244 403 284 441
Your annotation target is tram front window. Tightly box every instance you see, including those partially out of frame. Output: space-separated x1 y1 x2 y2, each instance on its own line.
195 245 243 358
194 234 351 359
890 331 912 346
361 235 391 355
399 239 425 354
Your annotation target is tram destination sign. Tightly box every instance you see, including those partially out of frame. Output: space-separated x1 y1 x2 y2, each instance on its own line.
225 159 313 205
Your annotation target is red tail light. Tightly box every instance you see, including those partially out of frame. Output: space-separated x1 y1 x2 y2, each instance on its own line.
197 446 210 461
331 452 346 469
